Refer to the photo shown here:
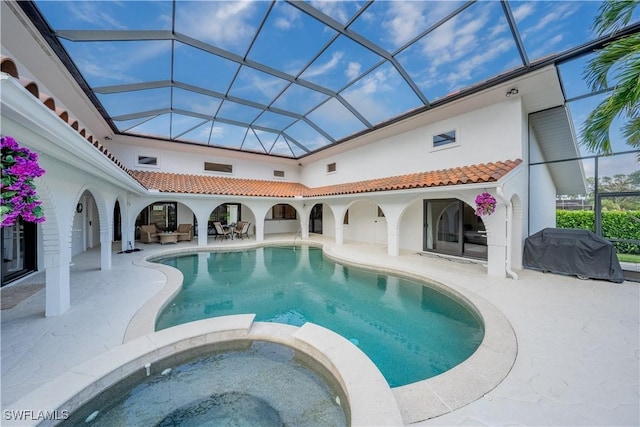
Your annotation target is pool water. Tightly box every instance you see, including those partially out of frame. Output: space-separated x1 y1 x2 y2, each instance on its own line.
155 246 483 387
63 341 347 426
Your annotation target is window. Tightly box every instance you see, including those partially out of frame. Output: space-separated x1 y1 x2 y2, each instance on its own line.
204 162 233 173
432 129 459 150
1 217 37 285
326 162 336 173
272 204 297 219
377 207 385 217
137 155 158 166
273 170 285 178
343 210 349 225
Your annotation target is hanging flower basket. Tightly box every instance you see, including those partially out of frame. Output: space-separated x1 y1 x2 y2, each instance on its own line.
474 191 496 217
1 136 46 227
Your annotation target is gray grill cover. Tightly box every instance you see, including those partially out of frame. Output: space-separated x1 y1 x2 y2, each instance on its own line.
523 228 624 283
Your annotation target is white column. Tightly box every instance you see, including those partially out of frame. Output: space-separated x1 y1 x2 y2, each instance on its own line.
330 205 347 246
387 225 400 256
197 220 208 246
100 230 112 270
485 205 507 277
255 221 264 242
380 203 403 257
300 207 309 239
487 243 507 277
45 252 70 316
334 223 344 245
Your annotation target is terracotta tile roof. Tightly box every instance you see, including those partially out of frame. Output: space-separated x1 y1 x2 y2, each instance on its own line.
130 159 522 198
129 170 310 197
307 160 522 196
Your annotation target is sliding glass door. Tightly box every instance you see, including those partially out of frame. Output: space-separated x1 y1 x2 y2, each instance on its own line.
1 218 37 285
423 199 487 259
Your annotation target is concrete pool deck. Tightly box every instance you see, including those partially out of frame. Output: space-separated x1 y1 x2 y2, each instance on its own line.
1 235 639 426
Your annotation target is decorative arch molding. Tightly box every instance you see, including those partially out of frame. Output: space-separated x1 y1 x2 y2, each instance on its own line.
34 177 62 256
72 185 114 270
72 185 111 236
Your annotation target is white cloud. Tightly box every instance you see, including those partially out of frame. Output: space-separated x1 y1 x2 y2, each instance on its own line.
66 2 127 29
341 65 400 123
511 3 535 22
275 17 292 31
232 71 284 102
383 2 428 48
177 1 259 50
274 2 303 31
310 1 352 24
444 37 513 86
74 40 171 84
526 3 577 34
489 21 509 38
210 125 226 139
305 52 343 78
528 33 564 60
346 62 361 80
414 3 522 90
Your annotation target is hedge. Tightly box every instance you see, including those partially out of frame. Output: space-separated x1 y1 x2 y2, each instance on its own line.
556 210 640 254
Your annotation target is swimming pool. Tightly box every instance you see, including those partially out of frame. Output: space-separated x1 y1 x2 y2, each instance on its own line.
155 245 484 387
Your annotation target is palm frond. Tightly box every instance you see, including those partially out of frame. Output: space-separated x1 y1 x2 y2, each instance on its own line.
581 0 639 157
583 33 640 91
593 0 637 36
581 96 618 154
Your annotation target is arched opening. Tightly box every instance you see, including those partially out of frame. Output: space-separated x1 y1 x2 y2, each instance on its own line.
72 190 100 257
309 203 324 234
113 200 122 242
343 201 386 245
206 203 254 240
264 203 300 236
423 199 487 260
135 201 195 243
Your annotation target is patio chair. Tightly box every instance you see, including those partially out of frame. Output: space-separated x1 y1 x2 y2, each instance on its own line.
213 221 231 240
234 221 250 239
176 223 193 241
233 221 244 236
140 224 160 243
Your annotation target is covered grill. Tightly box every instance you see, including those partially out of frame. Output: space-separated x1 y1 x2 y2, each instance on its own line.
523 228 624 283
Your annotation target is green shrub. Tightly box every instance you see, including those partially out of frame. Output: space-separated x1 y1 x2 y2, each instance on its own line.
556 210 595 231
556 210 640 255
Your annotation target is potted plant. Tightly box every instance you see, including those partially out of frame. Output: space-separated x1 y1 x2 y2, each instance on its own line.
474 191 496 217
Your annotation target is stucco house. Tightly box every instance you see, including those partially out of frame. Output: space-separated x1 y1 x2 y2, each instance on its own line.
1 1 589 316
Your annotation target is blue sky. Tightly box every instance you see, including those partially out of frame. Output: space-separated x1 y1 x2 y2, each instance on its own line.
34 1 639 163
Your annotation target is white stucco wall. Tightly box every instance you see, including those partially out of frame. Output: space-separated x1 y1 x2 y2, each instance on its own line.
300 99 524 188
318 204 336 237
529 131 556 234
106 139 302 183
399 200 424 252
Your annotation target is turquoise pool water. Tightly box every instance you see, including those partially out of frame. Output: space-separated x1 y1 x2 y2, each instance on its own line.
64 341 347 426
155 246 483 387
